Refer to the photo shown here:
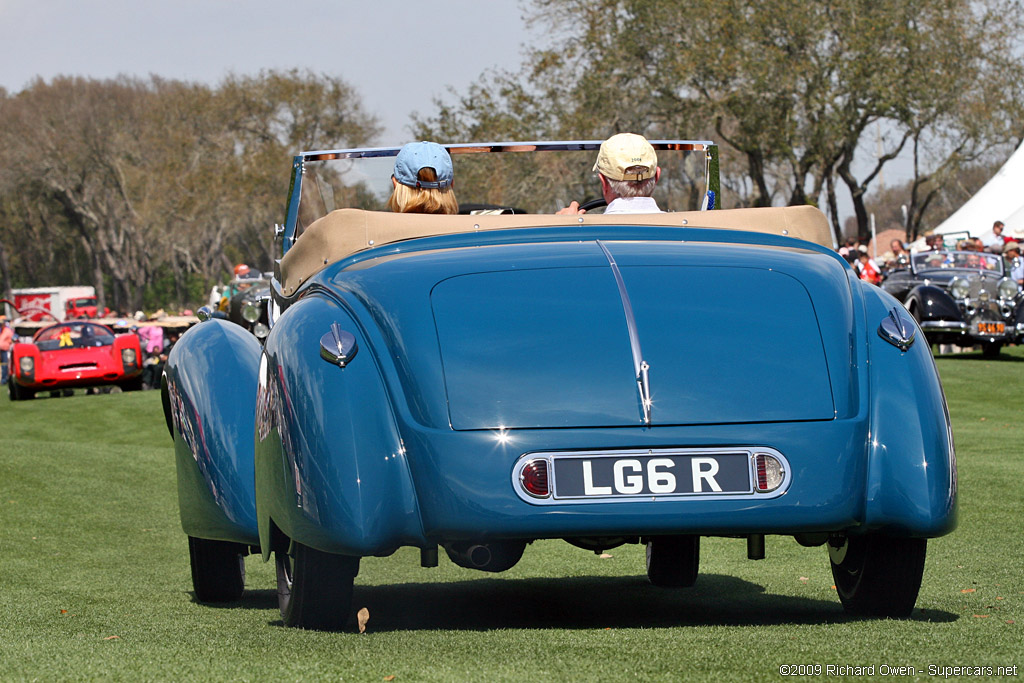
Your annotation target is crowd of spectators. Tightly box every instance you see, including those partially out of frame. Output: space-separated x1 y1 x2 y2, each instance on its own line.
837 219 1021 286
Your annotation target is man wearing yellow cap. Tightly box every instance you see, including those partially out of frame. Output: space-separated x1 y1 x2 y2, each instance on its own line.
558 133 663 215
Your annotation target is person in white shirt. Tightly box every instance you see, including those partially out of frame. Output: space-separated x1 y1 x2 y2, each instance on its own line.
981 220 1006 250
557 133 663 215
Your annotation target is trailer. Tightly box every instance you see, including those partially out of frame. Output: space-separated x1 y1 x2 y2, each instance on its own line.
7 286 99 322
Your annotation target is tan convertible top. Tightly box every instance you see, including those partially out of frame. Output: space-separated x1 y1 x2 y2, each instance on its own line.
280 205 831 296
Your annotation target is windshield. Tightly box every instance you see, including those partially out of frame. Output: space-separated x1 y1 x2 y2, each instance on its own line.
35 322 115 350
911 250 1003 275
289 141 716 241
71 298 97 307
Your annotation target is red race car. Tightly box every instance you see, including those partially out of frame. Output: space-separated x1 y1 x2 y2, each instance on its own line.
8 321 143 400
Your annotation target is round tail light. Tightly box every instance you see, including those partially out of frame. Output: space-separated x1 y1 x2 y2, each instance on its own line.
520 459 550 498
753 453 784 492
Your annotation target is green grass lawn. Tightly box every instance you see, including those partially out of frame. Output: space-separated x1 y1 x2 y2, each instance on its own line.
1 347 1021 681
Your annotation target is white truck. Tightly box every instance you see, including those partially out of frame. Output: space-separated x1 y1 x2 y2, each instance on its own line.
7 286 100 322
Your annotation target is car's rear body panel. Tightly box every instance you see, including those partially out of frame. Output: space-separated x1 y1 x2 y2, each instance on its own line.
166 225 952 558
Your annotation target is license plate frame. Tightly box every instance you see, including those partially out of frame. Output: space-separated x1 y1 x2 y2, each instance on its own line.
512 446 791 504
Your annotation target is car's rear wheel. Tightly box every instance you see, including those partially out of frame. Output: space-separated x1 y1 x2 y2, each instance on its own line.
645 535 700 587
828 534 926 617
276 540 359 630
187 536 246 603
121 378 144 392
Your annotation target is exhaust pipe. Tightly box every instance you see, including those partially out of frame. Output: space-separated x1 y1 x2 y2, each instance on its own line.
443 541 526 573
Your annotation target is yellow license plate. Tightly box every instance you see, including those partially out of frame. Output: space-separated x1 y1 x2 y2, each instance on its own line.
977 322 1005 335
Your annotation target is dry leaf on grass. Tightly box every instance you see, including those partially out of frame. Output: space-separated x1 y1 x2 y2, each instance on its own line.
103 635 120 640
973 614 990 618
798 576 809 583
357 607 370 633
59 609 68 614
961 588 976 593
383 676 396 681
599 553 613 559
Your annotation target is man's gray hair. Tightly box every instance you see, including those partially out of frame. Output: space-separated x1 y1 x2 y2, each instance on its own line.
605 166 657 198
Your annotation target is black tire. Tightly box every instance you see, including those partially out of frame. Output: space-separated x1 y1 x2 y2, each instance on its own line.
121 377 144 392
828 535 926 618
9 380 33 401
981 342 1002 359
188 536 246 603
276 540 359 630
645 535 700 587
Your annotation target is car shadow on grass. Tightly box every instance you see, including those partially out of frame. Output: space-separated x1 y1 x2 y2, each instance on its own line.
934 349 1024 362
242 574 956 631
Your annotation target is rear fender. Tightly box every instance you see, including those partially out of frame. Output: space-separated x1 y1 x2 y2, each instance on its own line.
163 319 260 545
255 293 425 559
863 286 957 536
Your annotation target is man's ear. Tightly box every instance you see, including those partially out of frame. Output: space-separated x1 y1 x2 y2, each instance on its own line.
654 167 662 183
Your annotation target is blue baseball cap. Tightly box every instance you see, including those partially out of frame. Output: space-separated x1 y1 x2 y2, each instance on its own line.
393 141 453 190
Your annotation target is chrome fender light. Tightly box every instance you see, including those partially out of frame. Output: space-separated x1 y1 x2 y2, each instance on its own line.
878 307 916 352
19 356 34 373
121 348 137 365
242 303 260 323
319 323 358 367
950 277 970 300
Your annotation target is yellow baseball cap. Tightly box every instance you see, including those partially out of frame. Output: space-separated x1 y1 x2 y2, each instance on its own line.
593 133 657 181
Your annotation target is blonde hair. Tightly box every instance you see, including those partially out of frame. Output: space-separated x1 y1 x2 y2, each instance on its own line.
387 167 459 214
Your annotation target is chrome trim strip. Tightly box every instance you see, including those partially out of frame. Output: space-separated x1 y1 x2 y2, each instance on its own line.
511 447 792 506
596 240 651 424
919 320 969 332
299 140 716 161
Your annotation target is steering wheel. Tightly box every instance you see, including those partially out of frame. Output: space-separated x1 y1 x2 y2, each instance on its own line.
578 198 607 213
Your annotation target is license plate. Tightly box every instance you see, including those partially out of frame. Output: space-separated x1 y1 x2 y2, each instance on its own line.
977 321 1005 335
551 451 752 499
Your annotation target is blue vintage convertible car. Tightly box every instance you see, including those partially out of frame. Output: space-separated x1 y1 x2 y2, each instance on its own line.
162 141 956 630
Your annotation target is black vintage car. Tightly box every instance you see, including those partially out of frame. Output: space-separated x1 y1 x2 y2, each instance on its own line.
226 279 271 342
882 250 1024 356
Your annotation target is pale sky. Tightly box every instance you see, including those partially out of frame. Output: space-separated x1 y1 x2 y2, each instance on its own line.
0 0 922 230
0 0 532 142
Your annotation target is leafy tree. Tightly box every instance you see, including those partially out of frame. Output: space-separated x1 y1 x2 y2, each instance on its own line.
0 70 380 311
416 0 1024 243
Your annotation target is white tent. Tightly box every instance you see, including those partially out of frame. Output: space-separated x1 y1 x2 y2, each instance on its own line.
933 142 1024 237
1003 201 1024 239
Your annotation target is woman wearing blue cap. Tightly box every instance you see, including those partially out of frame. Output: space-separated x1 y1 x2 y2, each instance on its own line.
387 141 459 214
